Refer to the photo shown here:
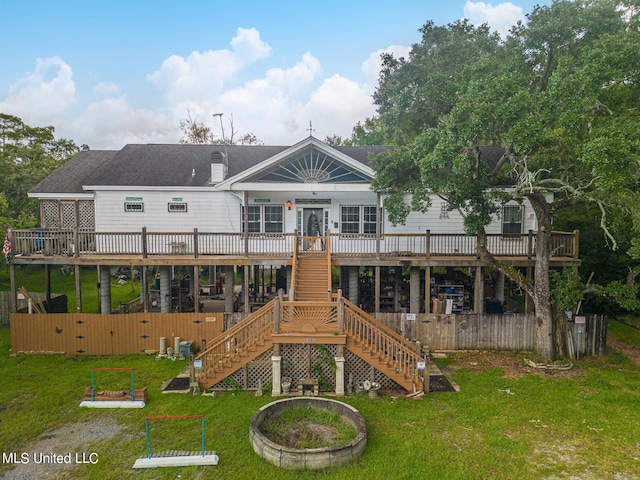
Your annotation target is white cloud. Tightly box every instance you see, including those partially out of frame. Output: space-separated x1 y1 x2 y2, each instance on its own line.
69 96 175 149
0 56 75 126
362 45 412 87
463 1 525 37
0 27 403 148
147 27 272 103
93 82 120 95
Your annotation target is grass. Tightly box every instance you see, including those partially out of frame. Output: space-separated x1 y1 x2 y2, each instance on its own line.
1 318 640 479
260 405 358 448
1 264 141 313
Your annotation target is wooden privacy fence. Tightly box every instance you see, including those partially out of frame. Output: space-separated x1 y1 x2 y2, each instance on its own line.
374 312 607 358
10 312 224 355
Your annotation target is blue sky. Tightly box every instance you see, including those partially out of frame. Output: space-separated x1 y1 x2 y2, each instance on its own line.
0 1 551 149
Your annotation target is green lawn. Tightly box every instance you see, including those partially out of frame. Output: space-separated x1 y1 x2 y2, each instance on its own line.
1 319 639 479
1 264 141 313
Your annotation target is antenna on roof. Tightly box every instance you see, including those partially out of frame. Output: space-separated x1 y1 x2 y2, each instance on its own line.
212 113 229 177
307 121 315 137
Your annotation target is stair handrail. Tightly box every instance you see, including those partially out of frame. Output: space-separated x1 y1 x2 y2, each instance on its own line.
290 230 298 301
195 300 275 385
325 230 332 299
342 298 424 388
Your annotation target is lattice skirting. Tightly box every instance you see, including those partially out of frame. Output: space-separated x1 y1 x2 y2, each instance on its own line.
209 345 401 392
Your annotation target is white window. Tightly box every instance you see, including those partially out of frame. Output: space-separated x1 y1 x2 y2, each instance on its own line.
502 205 523 234
341 205 378 234
168 202 188 212
243 205 284 233
263 205 284 233
124 202 144 212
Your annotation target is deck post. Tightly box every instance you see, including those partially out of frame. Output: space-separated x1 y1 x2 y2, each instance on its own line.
474 266 484 313
376 192 382 260
141 265 149 312
193 228 199 258
374 266 381 314
224 266 234 313
99 265 112 314
425 229 431 259
424 265 431 313
141 227 148 258
9 262 17 314
243 191 249 258
73 227 80 258
527 230 533 259
75 265 82 313
410 267 420 313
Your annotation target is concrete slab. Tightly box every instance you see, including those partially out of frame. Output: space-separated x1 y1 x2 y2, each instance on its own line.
80 400 146 408
133 453 219 468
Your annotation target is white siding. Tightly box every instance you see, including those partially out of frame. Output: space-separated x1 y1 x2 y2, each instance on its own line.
92 189 539 235
94 190 242 232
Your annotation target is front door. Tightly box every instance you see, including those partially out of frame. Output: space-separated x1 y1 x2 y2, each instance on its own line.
297 208 328 251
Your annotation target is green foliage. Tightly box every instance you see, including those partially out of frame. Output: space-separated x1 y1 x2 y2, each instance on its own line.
550 268 583 312
0 113 78 230
312 345 336 391
361 0 640 360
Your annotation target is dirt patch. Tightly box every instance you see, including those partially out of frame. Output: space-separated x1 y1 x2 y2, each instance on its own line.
443 350 578 380
280 420 343 447
0 417 124 480
259 407 357 449
607 337 640 366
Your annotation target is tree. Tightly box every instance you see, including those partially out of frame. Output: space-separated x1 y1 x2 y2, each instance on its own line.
365 0 640 361
179 111 262 145
0 113 78 233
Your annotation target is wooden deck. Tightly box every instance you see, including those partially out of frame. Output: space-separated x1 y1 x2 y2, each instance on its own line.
7 229 580 267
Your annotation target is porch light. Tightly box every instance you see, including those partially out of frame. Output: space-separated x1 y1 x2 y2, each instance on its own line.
286 200 292 210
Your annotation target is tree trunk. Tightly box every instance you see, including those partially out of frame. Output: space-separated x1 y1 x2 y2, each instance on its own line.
529 194 555 362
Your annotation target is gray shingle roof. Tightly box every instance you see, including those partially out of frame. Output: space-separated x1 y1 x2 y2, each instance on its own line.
29 142 393 194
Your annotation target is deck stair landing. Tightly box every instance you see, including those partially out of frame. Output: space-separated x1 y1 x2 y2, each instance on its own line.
194 235 424 393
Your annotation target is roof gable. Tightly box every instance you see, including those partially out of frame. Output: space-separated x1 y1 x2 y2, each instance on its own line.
216 137 384 189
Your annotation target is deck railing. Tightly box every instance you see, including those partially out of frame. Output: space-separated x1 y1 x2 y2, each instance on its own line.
195 301 275 387
342 297 424 390
8 228 578 259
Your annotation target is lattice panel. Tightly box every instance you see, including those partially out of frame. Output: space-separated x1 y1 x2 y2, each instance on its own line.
208 345 402 393
61 202 75 228
78 201 95 228
281 344 337 391
210 350 272 391
41 200 59 228
344 349 402 392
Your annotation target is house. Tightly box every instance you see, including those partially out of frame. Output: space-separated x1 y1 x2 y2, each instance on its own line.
6 135 581 394
11 135 578 316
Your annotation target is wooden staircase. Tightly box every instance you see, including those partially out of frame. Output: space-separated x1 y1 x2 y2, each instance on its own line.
195 302 275 390
293 256 330 301
194 234 425 393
